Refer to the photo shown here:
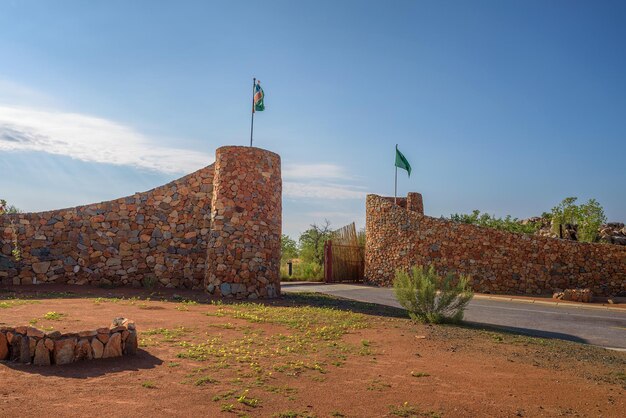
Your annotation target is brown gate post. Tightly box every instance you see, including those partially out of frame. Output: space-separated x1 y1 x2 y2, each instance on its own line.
324 240 333 283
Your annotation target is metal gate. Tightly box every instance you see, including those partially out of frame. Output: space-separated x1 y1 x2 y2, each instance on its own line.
324 222 364 283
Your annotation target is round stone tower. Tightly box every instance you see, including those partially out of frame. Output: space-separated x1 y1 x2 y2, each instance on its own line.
205 146 282 298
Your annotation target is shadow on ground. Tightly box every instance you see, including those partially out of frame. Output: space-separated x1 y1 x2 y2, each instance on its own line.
462 322 588 344
0 349 162 378
0 283 595 347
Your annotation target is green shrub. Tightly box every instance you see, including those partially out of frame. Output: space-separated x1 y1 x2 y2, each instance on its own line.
393 266 473 324
141 275 158 289
551 197 606 243
449 210 541 235
280 261 323 281
0 199 22 261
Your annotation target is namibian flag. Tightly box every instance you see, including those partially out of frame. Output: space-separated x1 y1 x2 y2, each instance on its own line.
253 81 265 112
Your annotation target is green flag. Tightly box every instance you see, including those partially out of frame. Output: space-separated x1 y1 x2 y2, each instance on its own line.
395 146 411 176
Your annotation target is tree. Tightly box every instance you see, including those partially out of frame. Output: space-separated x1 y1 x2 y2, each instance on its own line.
0 199 21 260
577 199 606 243
298 219 332 266
551 197 606 243
280 234 298 261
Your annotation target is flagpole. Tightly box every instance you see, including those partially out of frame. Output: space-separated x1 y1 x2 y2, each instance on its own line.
394 144 398 204
250 77 256 147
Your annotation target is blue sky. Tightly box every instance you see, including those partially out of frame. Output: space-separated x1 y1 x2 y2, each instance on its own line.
1 1 625 238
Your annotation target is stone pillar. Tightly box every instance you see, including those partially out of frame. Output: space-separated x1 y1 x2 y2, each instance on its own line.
406 192 424 215
205 146 282 298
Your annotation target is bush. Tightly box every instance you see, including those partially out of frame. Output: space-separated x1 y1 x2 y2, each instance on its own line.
280 260 323 281
449 210 541 235
393 266 473 323
551 197 606 243
0 199 21 261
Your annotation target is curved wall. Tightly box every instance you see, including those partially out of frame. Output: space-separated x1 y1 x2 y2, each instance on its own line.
365 193 626 296
1 145 283 297
1 165 214 288
205 146 282 299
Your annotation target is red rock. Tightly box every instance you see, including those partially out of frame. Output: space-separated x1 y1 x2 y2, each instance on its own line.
44 338 54 351
103 332 122 358
33 340 51 366
91 338 104 359
54 338 77 365
74 338 93 361
27 327 45 338
0 333 8 360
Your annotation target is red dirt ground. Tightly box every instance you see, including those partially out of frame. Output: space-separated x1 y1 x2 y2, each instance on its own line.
1 284 624 418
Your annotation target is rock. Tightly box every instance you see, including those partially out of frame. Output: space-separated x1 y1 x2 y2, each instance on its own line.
103 332 122 358
97 333 110 344
29 337 37 357
123 331 138 355
0 333 8 360
44 338 54 351
19 335 30 363
10 334 21 361
14 326 27 334
33 340 51 366
74 338 93 361
27 327 45 338
54 338 77 365
105 258 121 267
91 338 104 359
78 330 97 338
220 282 232 296
46 331 62 339
554 288 593 303
32 261 51 274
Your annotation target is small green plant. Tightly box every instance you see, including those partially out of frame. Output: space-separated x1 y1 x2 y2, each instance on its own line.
389 402 440 417
411 371 430 378
220 404 235 412
141 275 158 289
43 311 65 320
393 265 473 324
237 390 259 407
141 381 157 389
176 300 198 311
194 376 217 386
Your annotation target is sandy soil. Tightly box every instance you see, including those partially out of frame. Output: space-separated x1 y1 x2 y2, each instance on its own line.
1 284 624 418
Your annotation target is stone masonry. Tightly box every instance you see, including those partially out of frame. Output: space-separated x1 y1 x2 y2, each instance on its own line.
0 318 137 365
1 165 214 289
205 146 282 299
365 193 626 296
1 146 282 298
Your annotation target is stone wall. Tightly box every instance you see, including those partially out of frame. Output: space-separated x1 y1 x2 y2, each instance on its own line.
0 318 137 366
365 193 626 296
1 146 283 298
205 146 282 299
1 165 214 289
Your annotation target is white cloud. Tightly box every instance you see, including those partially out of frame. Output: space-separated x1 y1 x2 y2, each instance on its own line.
282 162 366 200
283 181 367 200
0 105 211 174
283 163 352 180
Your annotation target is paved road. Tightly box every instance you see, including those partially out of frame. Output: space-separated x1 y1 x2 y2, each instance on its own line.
282 282 626 350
